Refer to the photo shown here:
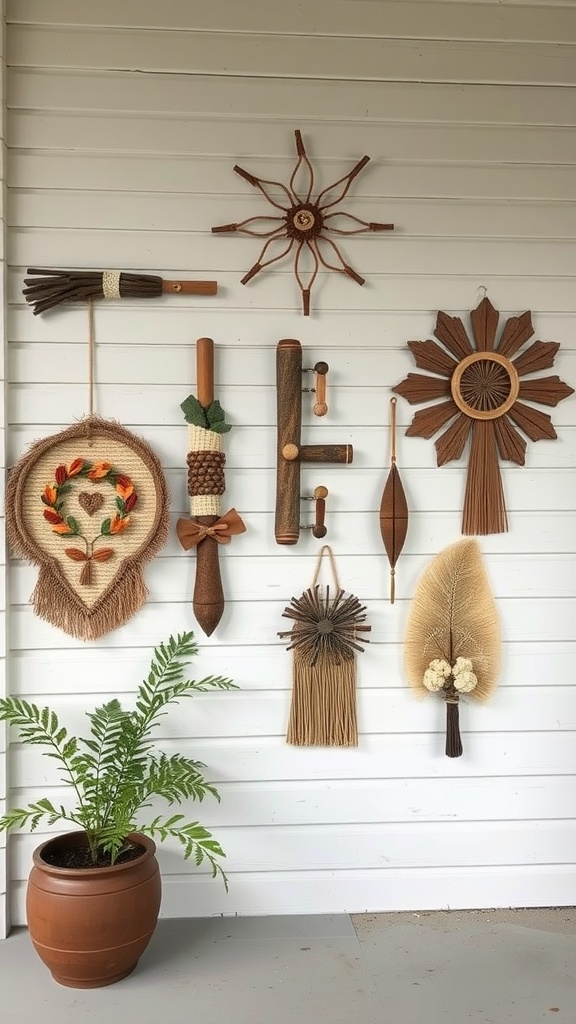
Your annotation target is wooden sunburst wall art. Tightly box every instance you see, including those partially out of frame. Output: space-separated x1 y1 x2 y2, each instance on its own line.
393 297 574 535
212 129 394 315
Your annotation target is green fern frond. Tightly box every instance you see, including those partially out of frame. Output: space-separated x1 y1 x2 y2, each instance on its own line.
0 633 235 882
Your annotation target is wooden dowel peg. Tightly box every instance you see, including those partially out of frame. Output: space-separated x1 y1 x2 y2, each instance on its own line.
312 486 328 538
196 338 215 407
162 280 218 295
313 362 329 416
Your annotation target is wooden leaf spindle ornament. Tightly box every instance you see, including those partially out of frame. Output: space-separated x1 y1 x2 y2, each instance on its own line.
404 539 501 757
176 338 246 635
393 297 574 535
379 397 408 603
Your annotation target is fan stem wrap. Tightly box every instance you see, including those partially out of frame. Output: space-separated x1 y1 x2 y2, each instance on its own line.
445 698 463 758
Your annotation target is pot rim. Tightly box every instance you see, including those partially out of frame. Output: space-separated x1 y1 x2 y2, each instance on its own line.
32 830 157 877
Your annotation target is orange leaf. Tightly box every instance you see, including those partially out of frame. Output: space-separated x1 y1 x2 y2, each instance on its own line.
43 485 58 505
53 523 74 535
87 461 111 481
92 548 114 563
110 514 130 534
64 548 88 562
116 483 134 501
67 458 85 477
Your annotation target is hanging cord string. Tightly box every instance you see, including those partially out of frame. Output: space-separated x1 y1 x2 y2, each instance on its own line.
311 544 341 591
88 297 95 417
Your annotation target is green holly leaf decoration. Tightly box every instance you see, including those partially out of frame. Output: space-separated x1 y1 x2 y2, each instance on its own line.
181 395 208 428
181 396 231 433
207 401 231 433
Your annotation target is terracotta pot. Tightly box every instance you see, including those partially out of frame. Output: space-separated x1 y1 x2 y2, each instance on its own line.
26 831 162 988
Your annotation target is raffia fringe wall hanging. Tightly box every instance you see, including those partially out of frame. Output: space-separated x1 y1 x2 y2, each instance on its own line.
404 538 501 758
278 546 371 746
7 301 169 641
393 297 574 535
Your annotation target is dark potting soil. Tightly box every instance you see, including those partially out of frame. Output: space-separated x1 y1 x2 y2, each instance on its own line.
41 841 146 869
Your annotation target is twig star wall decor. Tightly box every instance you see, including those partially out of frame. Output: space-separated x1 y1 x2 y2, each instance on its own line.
278 546 371 747
404 539 501 758
393 297 574 535
212 129 394 315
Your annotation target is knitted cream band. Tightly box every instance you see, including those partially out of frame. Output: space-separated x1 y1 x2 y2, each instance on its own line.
188 424 223 453
102 270 121 299
190 494 221 516
188 426 223 517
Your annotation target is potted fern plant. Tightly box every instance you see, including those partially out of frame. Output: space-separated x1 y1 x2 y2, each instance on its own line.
0 631 236 988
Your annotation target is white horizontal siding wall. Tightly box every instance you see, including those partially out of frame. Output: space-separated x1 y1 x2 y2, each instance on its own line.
2 0 576 925
0 0 7 940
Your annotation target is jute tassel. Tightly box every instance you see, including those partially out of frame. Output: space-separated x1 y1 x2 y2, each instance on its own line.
287 651 358 747
279 545 370 748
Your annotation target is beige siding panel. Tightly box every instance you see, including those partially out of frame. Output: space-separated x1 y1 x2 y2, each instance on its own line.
8 70 576 126
6 26 576 87
7 0 576 45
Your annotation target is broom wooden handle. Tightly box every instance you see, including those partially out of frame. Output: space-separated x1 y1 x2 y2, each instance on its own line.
192 337 225 636
163 280 218 295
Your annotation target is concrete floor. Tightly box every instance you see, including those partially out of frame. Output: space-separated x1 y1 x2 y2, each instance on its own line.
1 908 575 1023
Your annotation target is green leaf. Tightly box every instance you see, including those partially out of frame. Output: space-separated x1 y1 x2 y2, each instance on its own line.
66 515 79 534
180 395 208 428
209 420 232 434
101 517 111 535
206 400 225 424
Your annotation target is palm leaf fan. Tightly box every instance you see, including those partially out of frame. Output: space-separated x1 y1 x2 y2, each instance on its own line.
278 546 371 746
379 397 408 603
404 538 501 757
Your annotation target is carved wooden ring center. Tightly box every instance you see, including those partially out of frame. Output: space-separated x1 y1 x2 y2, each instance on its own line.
451 351 520 421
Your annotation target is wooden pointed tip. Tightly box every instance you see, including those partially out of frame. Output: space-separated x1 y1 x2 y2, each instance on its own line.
193 602 224 637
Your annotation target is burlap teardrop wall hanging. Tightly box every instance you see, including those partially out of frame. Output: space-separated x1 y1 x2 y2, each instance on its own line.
6 301 170 641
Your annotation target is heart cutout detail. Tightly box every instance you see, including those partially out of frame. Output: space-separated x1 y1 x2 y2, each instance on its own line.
78 491 104 516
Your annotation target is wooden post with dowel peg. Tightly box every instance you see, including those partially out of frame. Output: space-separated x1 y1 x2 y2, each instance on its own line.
275 339 353 545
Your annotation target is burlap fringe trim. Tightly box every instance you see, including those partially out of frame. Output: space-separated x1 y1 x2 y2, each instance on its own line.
286 650 358 747
32 561 148 642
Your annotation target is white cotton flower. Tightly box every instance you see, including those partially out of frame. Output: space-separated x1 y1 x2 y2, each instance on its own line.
428 659 452 679
423 668 445 692
453 670 478 694
453 657 473 676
